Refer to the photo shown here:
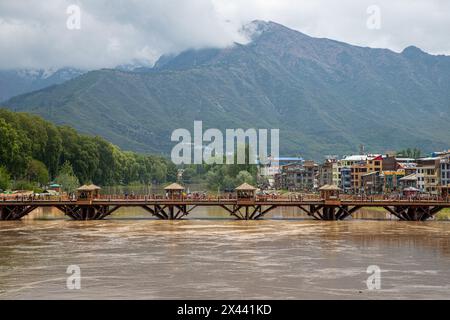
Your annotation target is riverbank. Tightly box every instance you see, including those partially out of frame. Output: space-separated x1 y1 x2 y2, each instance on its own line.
437 208 450 220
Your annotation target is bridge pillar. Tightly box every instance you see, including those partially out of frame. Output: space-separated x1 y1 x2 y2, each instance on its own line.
384 206 444 221
141 204 191 220
0 205 37 220
219 204 277 220
301 205 361 221
56 205 120 220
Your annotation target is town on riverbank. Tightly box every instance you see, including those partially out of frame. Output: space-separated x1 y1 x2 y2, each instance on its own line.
259 149 450 198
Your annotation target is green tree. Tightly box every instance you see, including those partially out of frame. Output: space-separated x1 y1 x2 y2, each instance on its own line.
181 167 196 183
206 167 222 190
55 161 80 193
13 180 35 191
236 170 255 186
43 123 62 177
0 118 30 176
26 159 49 185
0 166 11 191
0 109 184 187
397 148 422 159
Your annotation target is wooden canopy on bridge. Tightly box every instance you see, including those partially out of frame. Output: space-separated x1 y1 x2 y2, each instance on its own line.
319 184 340 200
77 184 101 200
235 183 257 201
403 187 420 197
164 183 185 199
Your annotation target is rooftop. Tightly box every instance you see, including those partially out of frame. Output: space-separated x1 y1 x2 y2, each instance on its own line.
235 183 257 191
164 183 185 190
319 184 341 191
342 155 368 161
399 173 419 181
77 184 101 191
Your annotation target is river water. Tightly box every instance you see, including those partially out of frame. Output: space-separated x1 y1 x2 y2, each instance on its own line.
1 207 450 300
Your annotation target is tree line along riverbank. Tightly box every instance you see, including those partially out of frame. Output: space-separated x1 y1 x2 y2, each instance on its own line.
0 108 258 194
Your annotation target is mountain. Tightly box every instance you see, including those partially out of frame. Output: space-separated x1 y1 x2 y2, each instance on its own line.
0 67 85 102
3 21 450 159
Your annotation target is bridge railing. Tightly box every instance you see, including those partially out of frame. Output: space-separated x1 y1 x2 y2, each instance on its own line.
0 193 449 203
0 195 73 202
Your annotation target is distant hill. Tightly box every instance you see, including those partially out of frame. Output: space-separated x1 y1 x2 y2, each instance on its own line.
0 68 85 102
4 21 450 159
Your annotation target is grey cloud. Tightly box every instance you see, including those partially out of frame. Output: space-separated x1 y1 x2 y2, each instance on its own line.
0 0 448 70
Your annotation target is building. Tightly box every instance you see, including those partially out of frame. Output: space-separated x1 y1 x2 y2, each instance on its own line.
47 183 62 193
280 162 304 190
319 159 335 187
361 171 383 194
332 161 342 187
440 154 450 187
416 157 440 195
259 156 303 187
274 172 285 190
340 167 352 192
381 156 397 171
340 155 368 193
346 155 382 193
303 160 319 190
399 173 419 190
272 150 450 194
274 160 318 191
397 162 417 176
382 170 405 192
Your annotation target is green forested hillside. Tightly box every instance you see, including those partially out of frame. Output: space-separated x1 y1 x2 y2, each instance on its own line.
0 109 176 191
4 21 450 159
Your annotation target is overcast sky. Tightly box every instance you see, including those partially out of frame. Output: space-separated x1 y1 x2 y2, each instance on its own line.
0 0 449 70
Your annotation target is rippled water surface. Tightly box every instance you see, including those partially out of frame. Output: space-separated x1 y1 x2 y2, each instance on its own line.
1 207 450 299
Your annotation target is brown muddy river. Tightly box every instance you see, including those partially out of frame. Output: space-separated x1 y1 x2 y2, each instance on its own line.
1 207 450 299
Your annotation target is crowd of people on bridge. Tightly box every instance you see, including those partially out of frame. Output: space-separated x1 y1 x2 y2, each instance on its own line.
1 190 449 202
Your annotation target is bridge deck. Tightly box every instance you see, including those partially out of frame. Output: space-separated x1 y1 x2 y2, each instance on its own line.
1 199 449 207
1 196 449 221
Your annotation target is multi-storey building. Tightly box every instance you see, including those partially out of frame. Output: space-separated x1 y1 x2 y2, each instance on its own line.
332 161 342 187
440 155 450 187
319 159 335 187
271 150 450 194
416 157 440 195
399 173 419 189
346 155 383 193
382 170 405 192
339 155 367 193
274 160 318 191
397 162 417 176
340 167 352 192
281 162 304 191
303 161 319 190
361 171 383 194
259 156 303 187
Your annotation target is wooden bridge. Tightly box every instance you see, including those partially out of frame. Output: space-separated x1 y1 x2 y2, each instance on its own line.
1 196 449 221
1 183 449 221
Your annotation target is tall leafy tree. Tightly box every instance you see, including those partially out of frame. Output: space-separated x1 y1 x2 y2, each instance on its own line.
26 159 49 185
55 161 80 193
0 166 11 191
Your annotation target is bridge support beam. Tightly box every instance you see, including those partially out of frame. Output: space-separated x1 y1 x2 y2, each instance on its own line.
383 206 444 221
0 205 38 220
220 204 277 220
141 204 194 220
299 205 361 221
56 205 120 220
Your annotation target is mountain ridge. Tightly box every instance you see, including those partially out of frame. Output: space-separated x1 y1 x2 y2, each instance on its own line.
0 67 86 102
3 21 450 160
